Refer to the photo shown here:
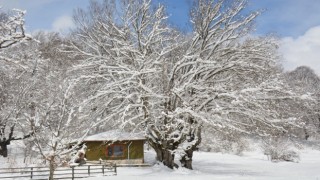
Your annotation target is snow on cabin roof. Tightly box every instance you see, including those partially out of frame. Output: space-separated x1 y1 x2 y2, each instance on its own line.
83 130 146 142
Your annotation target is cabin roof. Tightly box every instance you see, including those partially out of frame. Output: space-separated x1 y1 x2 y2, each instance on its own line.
83 130 146 142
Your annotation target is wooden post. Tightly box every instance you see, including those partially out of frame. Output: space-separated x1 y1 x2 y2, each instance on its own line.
114 164 117 175
102 165 104 176
88 165 90 176
30 167 33 179
72 166 74 180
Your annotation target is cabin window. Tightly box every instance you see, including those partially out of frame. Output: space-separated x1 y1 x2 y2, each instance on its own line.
106 144 125 157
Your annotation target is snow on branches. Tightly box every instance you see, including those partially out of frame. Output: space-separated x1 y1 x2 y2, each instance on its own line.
0 8 33 158
0 8 31 49
68 0 313 169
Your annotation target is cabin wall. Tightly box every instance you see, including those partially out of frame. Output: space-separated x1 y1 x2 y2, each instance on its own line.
85 141 105 161
127 140 144 160
85 140 144 162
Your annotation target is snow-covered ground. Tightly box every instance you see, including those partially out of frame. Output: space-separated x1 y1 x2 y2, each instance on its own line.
1 142 320 180
85 148 320 180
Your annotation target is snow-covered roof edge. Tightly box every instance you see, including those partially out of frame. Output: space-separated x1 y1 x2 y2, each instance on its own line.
83 130 146 141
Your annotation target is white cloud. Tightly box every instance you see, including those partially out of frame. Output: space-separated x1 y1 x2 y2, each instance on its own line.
52 15 75 32
280 25 320 75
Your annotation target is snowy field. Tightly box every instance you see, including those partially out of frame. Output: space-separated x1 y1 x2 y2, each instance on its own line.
85 148 320 180
1 142 320 180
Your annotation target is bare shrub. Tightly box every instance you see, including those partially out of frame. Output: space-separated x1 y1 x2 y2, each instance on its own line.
261 137 300 162
200 130 249 155
6 156 17 172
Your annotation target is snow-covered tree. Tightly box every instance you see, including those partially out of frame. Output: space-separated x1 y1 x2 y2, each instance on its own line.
284 66 320 139
68 0 182 168
0 8 31 49
68 0 178 129
0 66 36 157
30 80 91 180
25 32 92 180
68 0 307 169
0 8 34 157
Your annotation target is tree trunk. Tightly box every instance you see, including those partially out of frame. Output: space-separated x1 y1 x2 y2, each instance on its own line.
303 126 310 140
153 145 177 169
180 125 201 170
48 156 56 180
162 149 176 169
146 125 180 169
0 142 8 157
180 149 194 170
154 146 163 162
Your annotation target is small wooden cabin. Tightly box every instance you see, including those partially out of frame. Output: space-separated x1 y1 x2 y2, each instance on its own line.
82 130 146 164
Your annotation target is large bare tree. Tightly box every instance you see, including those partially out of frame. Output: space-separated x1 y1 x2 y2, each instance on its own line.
68 0 307 169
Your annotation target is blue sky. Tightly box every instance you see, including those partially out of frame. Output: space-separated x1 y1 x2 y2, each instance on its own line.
1 0 320 74
2 0 319 37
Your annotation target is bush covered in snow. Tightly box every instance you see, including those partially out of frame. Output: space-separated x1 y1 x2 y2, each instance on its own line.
261 137 300 162
200 130 249 155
